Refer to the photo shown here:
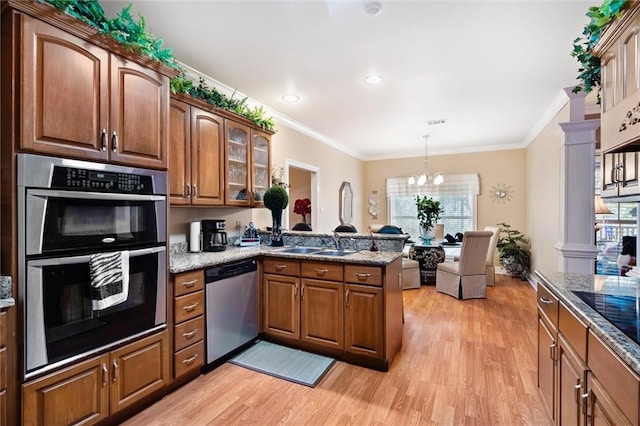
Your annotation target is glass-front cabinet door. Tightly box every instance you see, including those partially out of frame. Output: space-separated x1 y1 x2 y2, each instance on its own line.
251 130 271 207
224 120 250 206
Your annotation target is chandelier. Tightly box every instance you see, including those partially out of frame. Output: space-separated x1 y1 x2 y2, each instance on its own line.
408 135 443 185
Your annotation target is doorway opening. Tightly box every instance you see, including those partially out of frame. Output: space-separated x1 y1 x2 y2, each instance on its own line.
284 159 319 232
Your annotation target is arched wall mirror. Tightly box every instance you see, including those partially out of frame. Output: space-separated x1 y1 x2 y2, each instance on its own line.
339 181 353 225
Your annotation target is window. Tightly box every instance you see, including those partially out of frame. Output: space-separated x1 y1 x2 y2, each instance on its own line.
385 175 479 242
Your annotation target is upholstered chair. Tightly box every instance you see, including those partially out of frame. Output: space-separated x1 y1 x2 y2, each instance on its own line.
435 230 493 299
483 226 502 286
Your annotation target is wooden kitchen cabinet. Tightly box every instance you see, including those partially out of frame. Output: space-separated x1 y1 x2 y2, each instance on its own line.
586 374 632 426
172 270 205 379
558 334 587 426
263 273 300 340
22 331 169 426
537 282 559 422
18 14 170 170
594 2 640 154
0 310 7 426
169 97 225 206
600 151 639 198
224 120 272 206
344 283 383 358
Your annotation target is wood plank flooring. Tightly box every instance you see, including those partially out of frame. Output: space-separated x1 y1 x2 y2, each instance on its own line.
123 274 552 425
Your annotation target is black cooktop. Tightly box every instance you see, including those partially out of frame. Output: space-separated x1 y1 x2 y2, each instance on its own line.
572 291 640 345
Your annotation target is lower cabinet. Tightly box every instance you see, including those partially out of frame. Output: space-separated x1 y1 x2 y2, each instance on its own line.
586 373 632 426
537 312 557 421
558 334 587 426
172 270 205 379
22 331 169 426
344 284 383 358
261 257 402 370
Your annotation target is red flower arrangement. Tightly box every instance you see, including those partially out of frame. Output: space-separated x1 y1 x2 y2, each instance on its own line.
293 198 311 223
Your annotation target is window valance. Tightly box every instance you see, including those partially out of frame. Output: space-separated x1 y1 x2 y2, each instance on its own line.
385 174 479 197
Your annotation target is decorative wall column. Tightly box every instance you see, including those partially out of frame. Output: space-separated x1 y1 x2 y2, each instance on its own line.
554 88 599 273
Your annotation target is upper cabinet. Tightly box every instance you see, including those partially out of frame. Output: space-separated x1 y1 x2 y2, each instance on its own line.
9 6 174 170
594 3 640 154
169 96 225 206
224 119 272 207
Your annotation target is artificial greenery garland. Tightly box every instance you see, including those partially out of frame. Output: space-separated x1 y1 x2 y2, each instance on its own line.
572 0 627 96
41 0 275 131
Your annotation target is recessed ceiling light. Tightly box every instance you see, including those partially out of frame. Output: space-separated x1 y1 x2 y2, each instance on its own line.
282 94 300 103
364 2 382 16
426 119 447 125
364 74 383 85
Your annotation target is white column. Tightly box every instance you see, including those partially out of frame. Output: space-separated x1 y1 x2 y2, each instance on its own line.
554 88 599 273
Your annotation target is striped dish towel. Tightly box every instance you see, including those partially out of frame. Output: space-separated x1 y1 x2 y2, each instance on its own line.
89 251 129 311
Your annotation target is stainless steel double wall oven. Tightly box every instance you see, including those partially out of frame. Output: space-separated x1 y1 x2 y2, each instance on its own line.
18 154 168 379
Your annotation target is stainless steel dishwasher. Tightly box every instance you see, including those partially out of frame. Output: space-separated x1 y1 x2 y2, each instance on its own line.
204 258 258 367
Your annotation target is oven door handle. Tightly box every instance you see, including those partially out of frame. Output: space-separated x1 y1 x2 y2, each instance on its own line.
27 246 166 266
27 189 165 202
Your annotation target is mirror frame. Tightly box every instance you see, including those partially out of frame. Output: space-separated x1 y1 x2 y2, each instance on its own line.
339 181 353 225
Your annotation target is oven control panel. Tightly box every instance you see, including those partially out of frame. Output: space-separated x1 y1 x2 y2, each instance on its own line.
51 166 154 194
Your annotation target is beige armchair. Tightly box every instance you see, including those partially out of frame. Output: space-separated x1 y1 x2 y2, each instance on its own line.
484 226 501 286
435 230 493 299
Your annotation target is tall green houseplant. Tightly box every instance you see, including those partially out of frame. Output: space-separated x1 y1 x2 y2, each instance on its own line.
496 223 531 280
415 196 442 243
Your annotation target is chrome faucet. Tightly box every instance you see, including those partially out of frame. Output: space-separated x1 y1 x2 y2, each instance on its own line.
331 231 341 250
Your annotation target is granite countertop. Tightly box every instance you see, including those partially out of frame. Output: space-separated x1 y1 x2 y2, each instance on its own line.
0 275 14 309
535 270 640 376
170 245 403 274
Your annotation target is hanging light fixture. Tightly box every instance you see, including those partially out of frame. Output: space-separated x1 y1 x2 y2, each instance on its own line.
408 135 443 185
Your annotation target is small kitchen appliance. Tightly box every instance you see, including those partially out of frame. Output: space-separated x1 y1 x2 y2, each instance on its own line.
202 219 228 251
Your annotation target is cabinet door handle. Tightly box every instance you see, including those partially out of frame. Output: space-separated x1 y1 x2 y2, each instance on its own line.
539 297 552 305
315 268 328 276
275 265 287 271
294 284 298 297
550 342 557 361
182 329 198 339
356 273 371 280
101 363 108 386
185 184 191 197
183 302 199 312
101 129 107 151
192 185 198 197
574 383 582 403
181 279 198 288
112 360 118 382
345 290 350 307
182 353 198 365
301 285 305 298
111 131 118 152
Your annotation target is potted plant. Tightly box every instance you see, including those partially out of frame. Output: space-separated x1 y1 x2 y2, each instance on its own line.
263 185 289 246
415 196 443 244
496 222 531 280
292 198 312 231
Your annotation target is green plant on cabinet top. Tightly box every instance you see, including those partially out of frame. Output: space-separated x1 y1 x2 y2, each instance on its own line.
572 0 628 97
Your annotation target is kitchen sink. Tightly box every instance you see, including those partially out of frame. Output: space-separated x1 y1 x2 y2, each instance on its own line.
276 247 323 254
312 249 357 257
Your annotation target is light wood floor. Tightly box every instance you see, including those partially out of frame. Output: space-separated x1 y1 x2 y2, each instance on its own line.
123 274 552 425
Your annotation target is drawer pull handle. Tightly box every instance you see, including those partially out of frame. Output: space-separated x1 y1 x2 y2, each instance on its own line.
539 297 552 305
182 353 199 365
182 329 198 339
315 268 328 276
356 273 371 280
183 302 199 312
182 279 198 288
275 265 287 271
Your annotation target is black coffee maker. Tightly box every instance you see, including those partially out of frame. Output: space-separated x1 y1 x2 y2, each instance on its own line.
201 219 228 252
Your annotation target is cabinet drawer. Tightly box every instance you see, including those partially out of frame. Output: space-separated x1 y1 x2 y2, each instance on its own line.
301 261 343 281
174 340 204 379
174 290 205 323
559 302 588 361
263 258 300 276
345 265 382 286
174 316 205 352
536 282 559 327
174 269 204 297
588 330 640 425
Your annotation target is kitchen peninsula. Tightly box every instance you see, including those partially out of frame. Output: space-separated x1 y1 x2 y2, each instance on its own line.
535 271 640 425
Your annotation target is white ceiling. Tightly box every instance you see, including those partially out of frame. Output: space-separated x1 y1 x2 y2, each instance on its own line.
101 0 592 160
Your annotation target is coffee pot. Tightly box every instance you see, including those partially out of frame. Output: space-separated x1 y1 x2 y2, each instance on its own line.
201 219 228 252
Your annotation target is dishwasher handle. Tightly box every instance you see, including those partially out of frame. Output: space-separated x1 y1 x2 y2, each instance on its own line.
205 259 257 283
